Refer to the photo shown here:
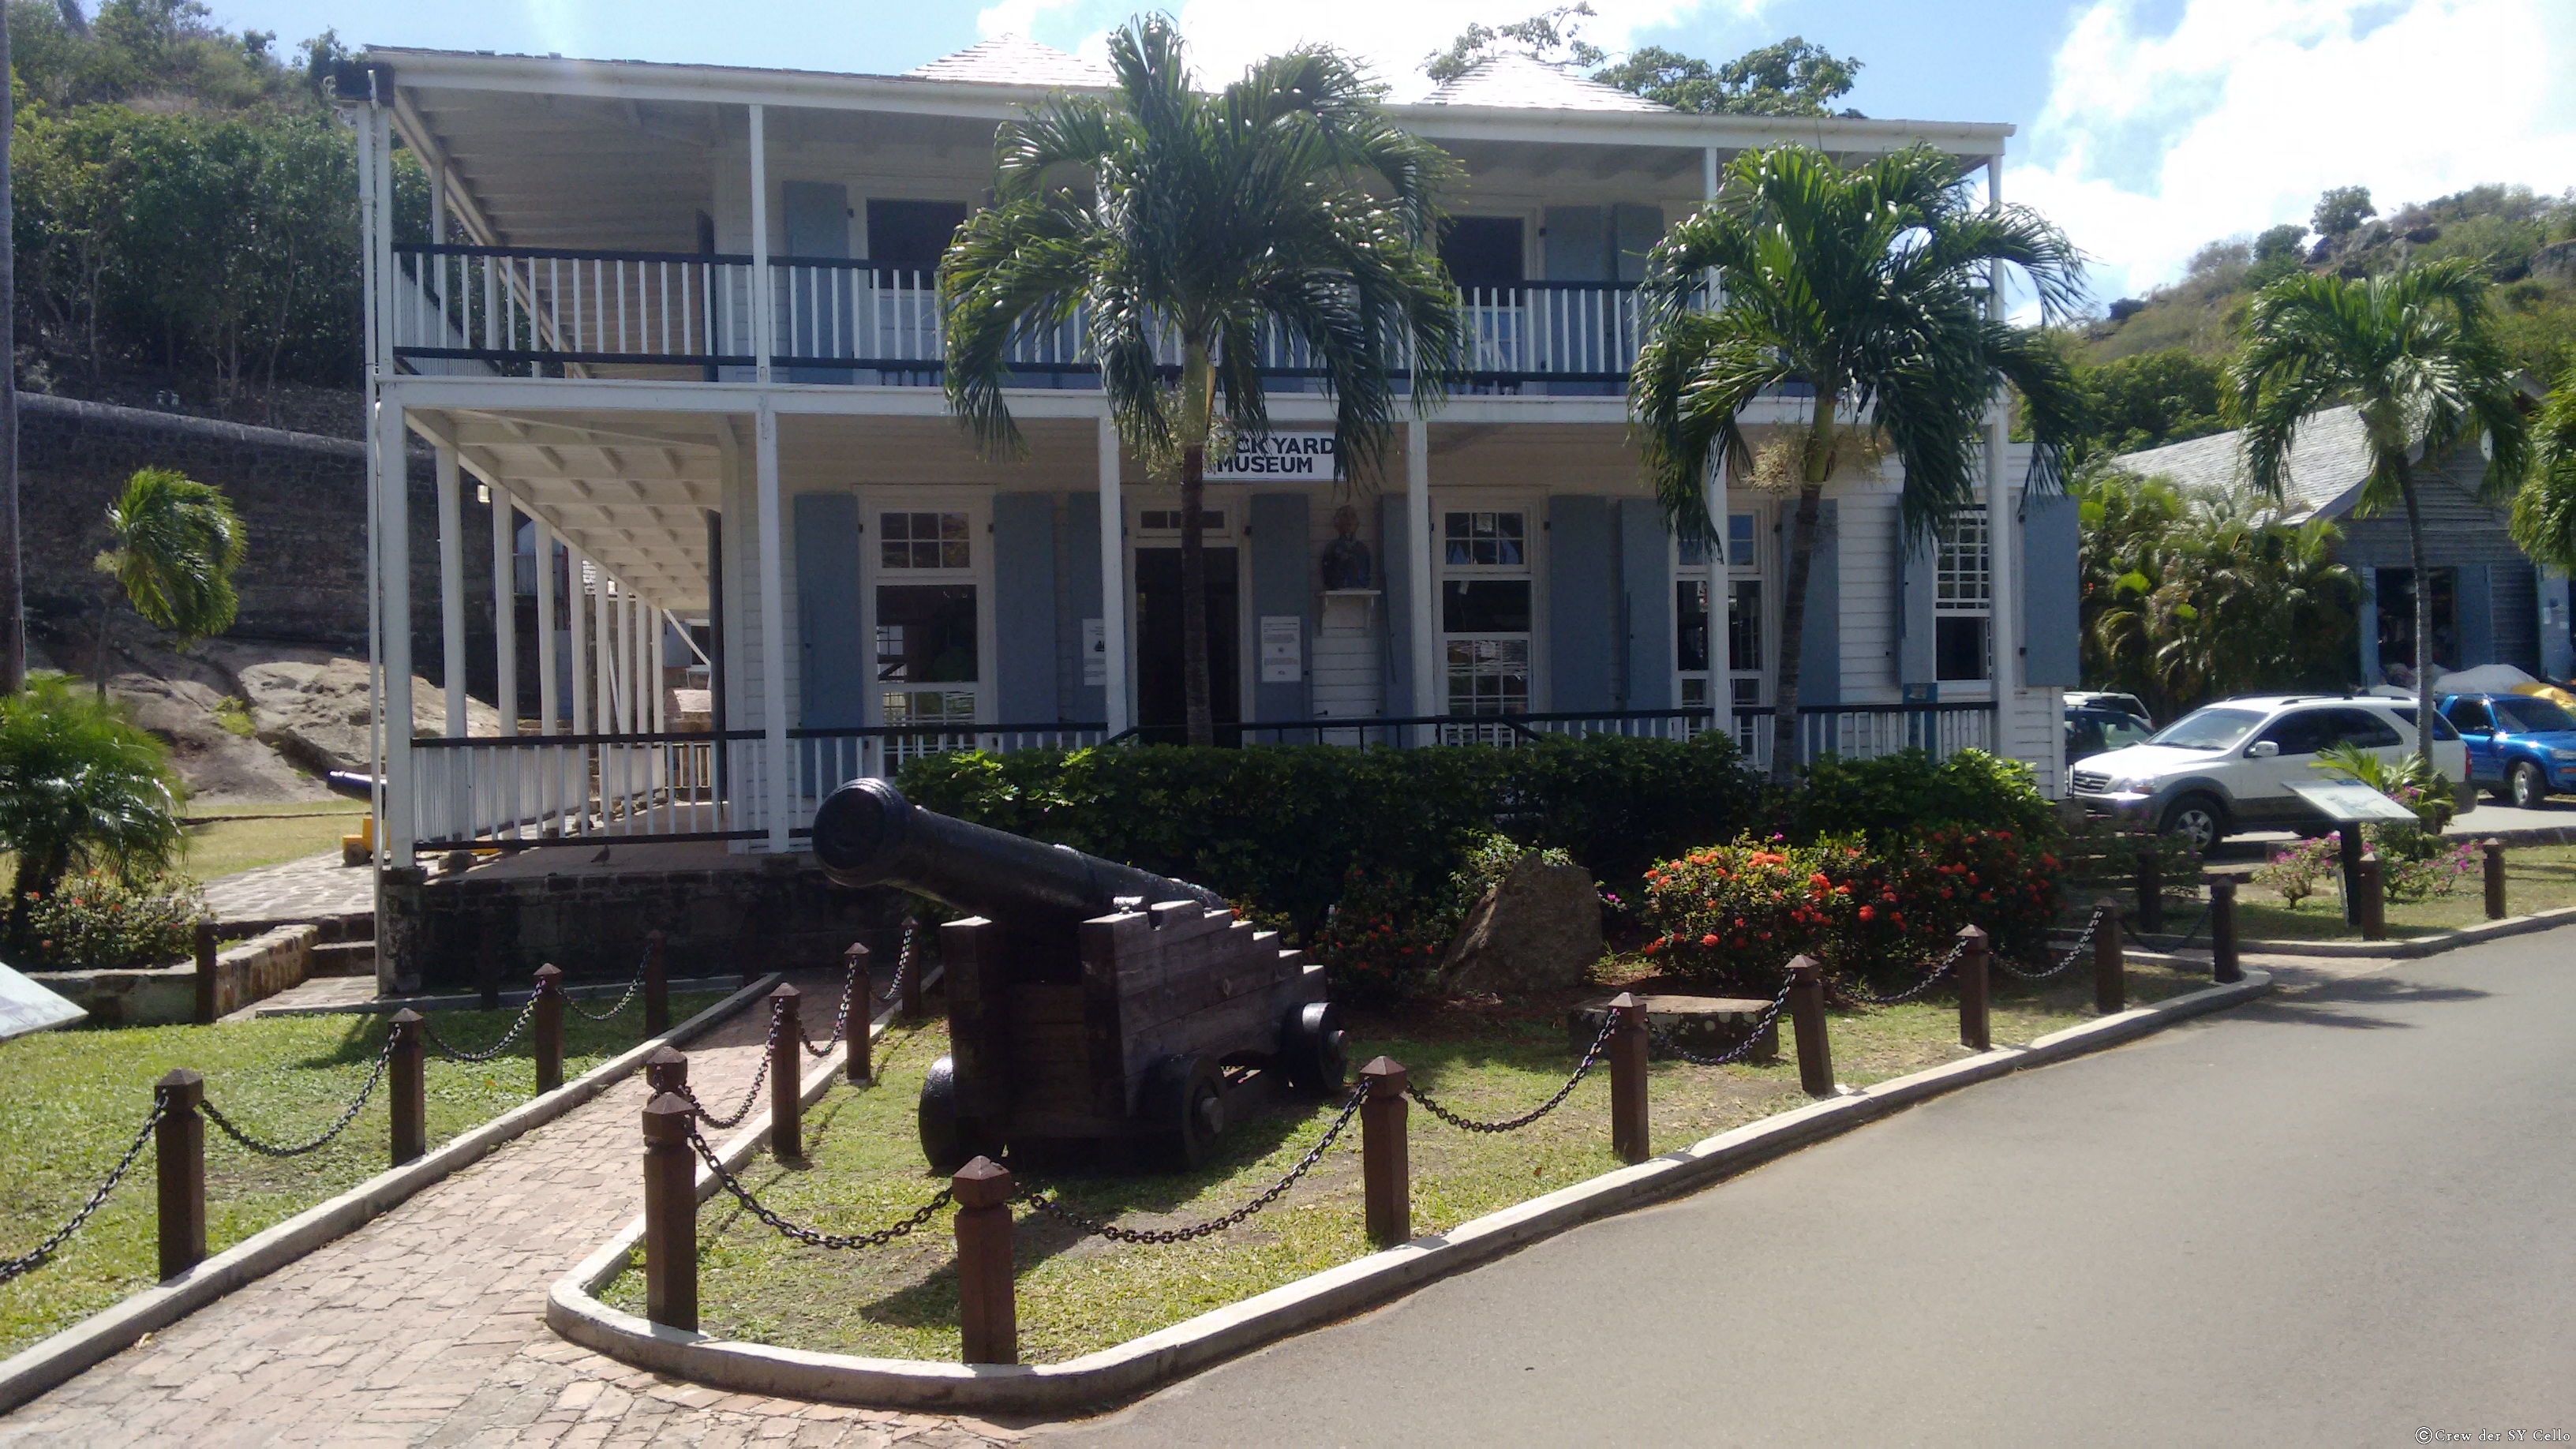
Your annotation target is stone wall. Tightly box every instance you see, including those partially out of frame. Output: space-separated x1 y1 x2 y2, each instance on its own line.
19 391 500 697
378 858 907 993
29 923 318 1027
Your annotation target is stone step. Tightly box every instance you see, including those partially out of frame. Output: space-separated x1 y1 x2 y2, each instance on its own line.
307 939 376 977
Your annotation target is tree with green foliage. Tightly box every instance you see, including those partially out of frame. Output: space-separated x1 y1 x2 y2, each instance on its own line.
943 17 1465 747
90 466 245 691
1592 36 1862 116
2072 348 2226 461
1631 144 2086 780
2510 362 2576 575
2313 185 2376 238
2230 260 2530 766
1421 3 1604 82
0 671 185 943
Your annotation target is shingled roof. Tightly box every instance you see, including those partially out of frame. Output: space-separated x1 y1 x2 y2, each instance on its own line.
2115 406 2377 524
1422 52 1668 112
905 36 1110 89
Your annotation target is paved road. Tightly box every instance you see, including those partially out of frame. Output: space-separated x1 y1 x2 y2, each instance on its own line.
1054 933 2576 1446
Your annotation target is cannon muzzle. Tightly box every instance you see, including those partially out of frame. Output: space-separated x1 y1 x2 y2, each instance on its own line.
811 778 1222 930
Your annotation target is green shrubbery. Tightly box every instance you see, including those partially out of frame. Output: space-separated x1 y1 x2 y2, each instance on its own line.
21 868 204 969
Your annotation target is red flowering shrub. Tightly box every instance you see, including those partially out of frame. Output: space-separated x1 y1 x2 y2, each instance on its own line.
1304 863 1458 1008
1639 828 2061 994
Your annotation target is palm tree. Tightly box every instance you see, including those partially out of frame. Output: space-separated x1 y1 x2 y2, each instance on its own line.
2509 360 2576 576
0 672 185 944
2230 260 2530 768
943 16 1465 746
90 466 247 695
1631 144 2086 781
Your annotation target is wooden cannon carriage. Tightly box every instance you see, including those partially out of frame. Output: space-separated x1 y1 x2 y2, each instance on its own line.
811 779 1348 1170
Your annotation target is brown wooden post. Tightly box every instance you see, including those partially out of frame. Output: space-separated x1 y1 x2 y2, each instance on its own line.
533 964 565 1094
154 1069 205 1280
1608 993 1649 1164
193 920 219 1025
844 942 872 1085
388 1010 426 1166
644 930 670 1036
1359 1056 1410 1246
900 919 925 1021
2209 876 2242 985
645 1044 688 1096
2483 838 2507 921
2134 850 2163 935
769 983 801 1160
475 931 502 1012
953 1156 1017 1366
641 1091 698 1331
2357 854 2387 942
1787 956 1834 1097
2093 897 2125 1014
1956 925 1990 1051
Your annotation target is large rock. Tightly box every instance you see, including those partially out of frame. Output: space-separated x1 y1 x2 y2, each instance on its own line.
108 672 331 805
1439 856 1604 995
234 655 503 775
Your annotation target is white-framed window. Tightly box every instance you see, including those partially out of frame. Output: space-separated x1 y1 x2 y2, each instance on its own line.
1934 515 1992 682
1678 511 1765 742
1440 508 1533 733
869 504 987 729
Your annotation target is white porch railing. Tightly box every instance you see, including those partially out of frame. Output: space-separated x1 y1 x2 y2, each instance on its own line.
1735 702 1998 774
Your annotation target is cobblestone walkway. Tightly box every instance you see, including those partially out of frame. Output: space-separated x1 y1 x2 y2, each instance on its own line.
0 982 1016 1448
202 849 376 924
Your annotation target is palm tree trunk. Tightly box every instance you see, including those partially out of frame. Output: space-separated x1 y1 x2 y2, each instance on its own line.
2399 469 2436 772
1767 391 1839 782
1180 443 1213 748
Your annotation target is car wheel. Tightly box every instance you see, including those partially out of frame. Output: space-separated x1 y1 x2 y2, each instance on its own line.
2159 793 2227 852
2509 761 2549 811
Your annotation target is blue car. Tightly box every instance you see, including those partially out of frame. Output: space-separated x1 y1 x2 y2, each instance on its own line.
2439 692 2576 809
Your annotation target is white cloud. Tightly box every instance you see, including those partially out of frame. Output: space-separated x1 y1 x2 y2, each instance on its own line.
2011 0 2576 309
972 0 1758 99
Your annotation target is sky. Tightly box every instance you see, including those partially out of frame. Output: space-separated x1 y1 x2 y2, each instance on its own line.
194 0 2576 310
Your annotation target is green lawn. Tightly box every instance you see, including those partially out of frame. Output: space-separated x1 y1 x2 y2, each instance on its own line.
2067 844 2576 945
180 800 369 881
0 990 724 1358
603 958 2215 1365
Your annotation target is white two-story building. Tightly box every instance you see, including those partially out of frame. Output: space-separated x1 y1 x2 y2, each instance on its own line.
344 36 2078 882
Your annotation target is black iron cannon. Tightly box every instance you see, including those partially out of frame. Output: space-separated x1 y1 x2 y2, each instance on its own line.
813 778 1347 1170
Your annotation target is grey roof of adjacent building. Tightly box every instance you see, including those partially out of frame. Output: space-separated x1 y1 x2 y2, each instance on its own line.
903 36 1111 89
2114 406 2376 523
1421 53 1669 112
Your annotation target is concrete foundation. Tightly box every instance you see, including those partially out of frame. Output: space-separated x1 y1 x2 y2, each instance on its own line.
30 923 320 1028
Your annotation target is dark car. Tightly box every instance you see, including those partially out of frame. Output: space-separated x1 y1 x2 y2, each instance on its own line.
2439 692 2576 809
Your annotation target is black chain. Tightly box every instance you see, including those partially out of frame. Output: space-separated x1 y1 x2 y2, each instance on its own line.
803 951 862 1060
1649 982 1794 1066
689 1123 953 1249
419 992 541 1063
680 1013 778 1129
1840 937 1970 1007
1995 904 2108 981
202 1033 395 1158
1024 1087 1367 1244
0 1100 166 1286
567 945 653 1023
875 921 919 1005
1409 1013 1616 1134
2121 904 2215 953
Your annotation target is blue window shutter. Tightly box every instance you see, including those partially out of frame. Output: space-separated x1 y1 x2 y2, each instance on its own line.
792 492 864 728
1618 499 1673 710
1796 500 1840 706
1249 493 1311 724
779 182 852 384
2456 562 2494 665
2019 492 2082 687
1612 204 1662 283
1898 517 1937 689
1543 206 1607 281
2357 567 2382 685
991 493 1058 722
1547 496 1616 712
1381 493 1413 715
1065 499 1103 724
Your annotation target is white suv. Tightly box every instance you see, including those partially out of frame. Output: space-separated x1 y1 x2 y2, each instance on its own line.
2068 694 2468 849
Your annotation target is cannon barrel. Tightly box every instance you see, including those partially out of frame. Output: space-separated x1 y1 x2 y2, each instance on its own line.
811 778 1223 931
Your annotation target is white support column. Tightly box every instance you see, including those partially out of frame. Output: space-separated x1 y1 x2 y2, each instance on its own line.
535 522 560 734
1406 421 1438 727
755 400 792 848
1096 414 1129 737
627 590 646 732
568 554 591 736
435 446 468 736
748 104 773 386
376 399 414 859
650 608 667 734
490 487 518 736
597 578 620 733
1985 152 2020 728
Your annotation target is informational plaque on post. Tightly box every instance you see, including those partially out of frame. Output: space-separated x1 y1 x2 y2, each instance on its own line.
2284 780 2424 824
0 962 84 1043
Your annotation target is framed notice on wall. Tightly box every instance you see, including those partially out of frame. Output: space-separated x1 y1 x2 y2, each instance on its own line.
1082 618 1106 687
1259 615 1302 683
